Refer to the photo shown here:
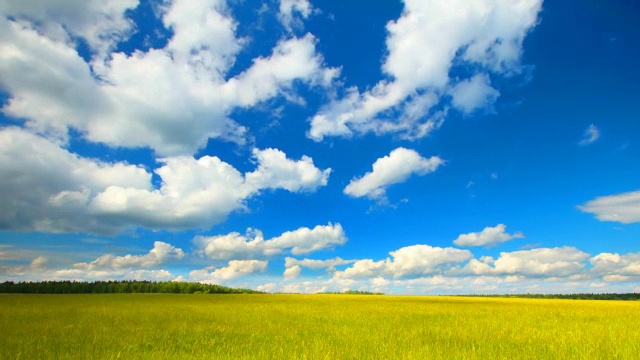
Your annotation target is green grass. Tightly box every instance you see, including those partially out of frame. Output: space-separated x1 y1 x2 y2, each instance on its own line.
1 294 639 359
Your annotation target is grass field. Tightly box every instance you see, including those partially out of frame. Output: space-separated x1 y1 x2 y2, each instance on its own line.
1 294 639 359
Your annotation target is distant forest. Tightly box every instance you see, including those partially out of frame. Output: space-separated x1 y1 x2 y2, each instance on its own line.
2 281 639 299
0 281 262 294
462 293 640 301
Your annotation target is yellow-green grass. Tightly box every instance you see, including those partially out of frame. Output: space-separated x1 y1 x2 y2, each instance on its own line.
1 294 639 359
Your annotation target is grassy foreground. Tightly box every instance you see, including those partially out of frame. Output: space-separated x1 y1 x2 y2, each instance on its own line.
1 294 639 359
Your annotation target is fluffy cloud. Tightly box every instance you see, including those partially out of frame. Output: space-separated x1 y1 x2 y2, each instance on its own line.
0 256 48 275
0 254 176 282
331 245 590 282
453 224 524 247
283 265 302 280
334 245 473 279
0 127 150 233
449 74 500 114
578 190 640 224
282 257 356 280
256 282 278 293
73 241 184 271
0 1 337 156
590 252 640 279
467 247 591 277
190 260 268 282
308 0 542 141
284 257 355 271
344 148 443 201
0 0 138 58
278 0 313 32
579 124 600 145
0 128 330 233
245 148 331 192
194 223 347 260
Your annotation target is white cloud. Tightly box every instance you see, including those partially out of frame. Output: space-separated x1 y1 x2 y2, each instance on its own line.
90 149 330 230
0 128 330 233
334 244 472 279
73 241 185 270
278 0 313 32
162 0 242 74
386 245 473 278
0 256 48 275
330 245 591 283
0 0 138 58
449 74 500 114
453 224 524 247
590 252 640 278
489 247 590 277
0 2 337 156
281 281 327 294
283 265 302 280
308 0 542 141
269 223 347 255
344 148 443 201
245 148 331 193
0 253 177 282
194 223 347 260
0 127 150 233
578 190 640 224
189 260 268 282
284 257 355 271
256 282 278 293
221 34 338 108
579 124 600 145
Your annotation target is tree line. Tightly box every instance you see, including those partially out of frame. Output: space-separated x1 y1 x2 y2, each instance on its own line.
461 293 640 300
0 281 263 294
320 290 384 295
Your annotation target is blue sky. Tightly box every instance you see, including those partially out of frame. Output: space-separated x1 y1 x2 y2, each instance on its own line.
1 0 639 294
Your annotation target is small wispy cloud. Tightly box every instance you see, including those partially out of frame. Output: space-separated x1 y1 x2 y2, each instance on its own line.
579 124 600 145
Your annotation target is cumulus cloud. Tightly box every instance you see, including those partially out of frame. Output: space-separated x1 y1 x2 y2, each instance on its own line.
308 0 542 141
578 190 640 224
283 265 302 280
282 256 356 280
0 128 330 234
194 223 347 260
0 256 48 275
329 245 591 283
462 247 590 278
0 0 138 58
334 245 473 279
344 148 443 201
453 224 524 247
0 254 177 282
590 252 640 279
284 257 355 271
0 1 337 156
73 241 185 270
245 148 331 192
189 260 268 282
579 124 600 145
449 74 500 114
0 127 150 233
256 282 278 293
278 0 313 32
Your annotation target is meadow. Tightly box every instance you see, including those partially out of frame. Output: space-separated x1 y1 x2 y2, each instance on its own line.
1 294 639 359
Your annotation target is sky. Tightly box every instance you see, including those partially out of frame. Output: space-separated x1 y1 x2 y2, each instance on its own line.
0 0 639 295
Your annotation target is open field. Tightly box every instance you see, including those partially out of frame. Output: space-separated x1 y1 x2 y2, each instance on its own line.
1 294 639 359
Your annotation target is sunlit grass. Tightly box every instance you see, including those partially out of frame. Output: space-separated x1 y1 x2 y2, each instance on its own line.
1 294 639 359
